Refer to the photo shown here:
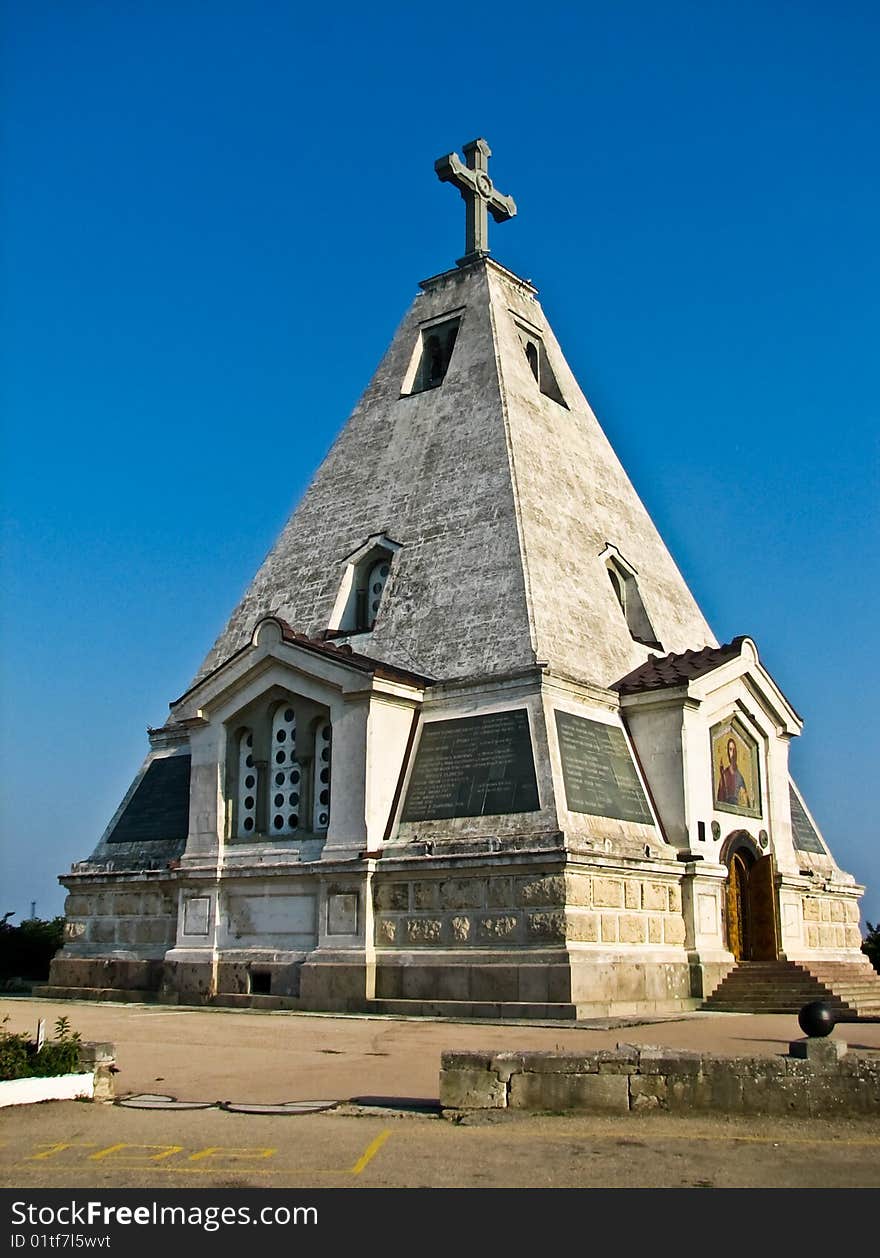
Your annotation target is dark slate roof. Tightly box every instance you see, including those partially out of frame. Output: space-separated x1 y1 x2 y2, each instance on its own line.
106 755 191 845
613 637 749 696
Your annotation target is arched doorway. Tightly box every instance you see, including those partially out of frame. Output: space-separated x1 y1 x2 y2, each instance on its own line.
721 833 779 961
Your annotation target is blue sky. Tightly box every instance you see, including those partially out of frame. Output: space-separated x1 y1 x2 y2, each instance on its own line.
2 1 878 926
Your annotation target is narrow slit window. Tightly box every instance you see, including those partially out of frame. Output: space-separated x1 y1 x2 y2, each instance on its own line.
410 317 460 393
237 729 257 838
525 340 539 382
514 321 567 406
313 721 332 831
606 556 662 651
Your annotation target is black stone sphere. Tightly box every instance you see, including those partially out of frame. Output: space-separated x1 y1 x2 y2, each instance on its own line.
798 1000 836 1038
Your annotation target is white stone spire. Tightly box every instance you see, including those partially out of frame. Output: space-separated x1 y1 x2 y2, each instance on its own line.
195 255 715 692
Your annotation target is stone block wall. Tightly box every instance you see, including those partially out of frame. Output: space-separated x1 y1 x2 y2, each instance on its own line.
49 879 179 994
373 868 686 950
801 894 862 951
440 1042 880 1116
61 886 177 953
374 871 565 949
214 959 303 998
566 872 685 947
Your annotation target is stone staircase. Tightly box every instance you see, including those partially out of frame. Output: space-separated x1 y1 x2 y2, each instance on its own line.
703 958 880 1015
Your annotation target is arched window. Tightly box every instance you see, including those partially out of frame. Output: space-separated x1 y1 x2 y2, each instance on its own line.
269 705 301 836
329 535 399 635
229 697 331 843
237 729 257 838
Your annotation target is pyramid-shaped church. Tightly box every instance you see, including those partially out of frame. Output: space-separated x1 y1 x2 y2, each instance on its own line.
49 139 872 1017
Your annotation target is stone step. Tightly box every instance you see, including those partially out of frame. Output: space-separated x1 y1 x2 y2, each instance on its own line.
33 984 161 1003
703 956 880 1015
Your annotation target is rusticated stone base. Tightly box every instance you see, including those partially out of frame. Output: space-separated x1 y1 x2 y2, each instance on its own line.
47 956 165 993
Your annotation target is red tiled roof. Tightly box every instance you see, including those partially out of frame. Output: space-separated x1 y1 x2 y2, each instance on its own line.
272 619 432 688
613 637 749 695
169 617 432 711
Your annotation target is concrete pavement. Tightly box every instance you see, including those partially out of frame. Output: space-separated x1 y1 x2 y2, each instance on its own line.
2 995 879 1107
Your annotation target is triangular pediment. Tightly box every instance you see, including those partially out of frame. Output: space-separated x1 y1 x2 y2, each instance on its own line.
615 636 802 736
170 616 427 726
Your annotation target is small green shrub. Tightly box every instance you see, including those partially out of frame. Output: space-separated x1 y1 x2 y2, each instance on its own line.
0 1015 83 1081
0 1023 31 1080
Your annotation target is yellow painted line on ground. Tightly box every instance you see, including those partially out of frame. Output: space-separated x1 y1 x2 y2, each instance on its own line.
89 1143 184 1161
15 1139 384 1178
26 1143 99 1160
351 1129 392 1175
13 1161 371 1177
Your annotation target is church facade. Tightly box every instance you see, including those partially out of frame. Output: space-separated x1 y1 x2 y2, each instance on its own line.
48 141 870 1017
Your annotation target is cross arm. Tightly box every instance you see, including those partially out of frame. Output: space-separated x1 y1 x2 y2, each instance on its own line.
434 152 517 222
488 190 517 222
434 151 469 187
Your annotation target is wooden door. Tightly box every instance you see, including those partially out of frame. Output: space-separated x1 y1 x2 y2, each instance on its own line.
726 851 750 960
748 853 779 960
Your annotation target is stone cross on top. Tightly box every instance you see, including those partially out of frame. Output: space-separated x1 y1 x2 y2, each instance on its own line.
435 138 517 266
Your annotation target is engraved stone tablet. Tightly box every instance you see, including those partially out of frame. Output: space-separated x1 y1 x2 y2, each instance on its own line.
183 896 210 937
327 892 358 935
790 785 825 854
107 755 191 843
555 711 653 824
401 710 539 821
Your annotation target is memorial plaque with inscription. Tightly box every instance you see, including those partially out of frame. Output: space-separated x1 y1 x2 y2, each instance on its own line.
790 785 825 854
555 711 653 824
401 710 540 821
